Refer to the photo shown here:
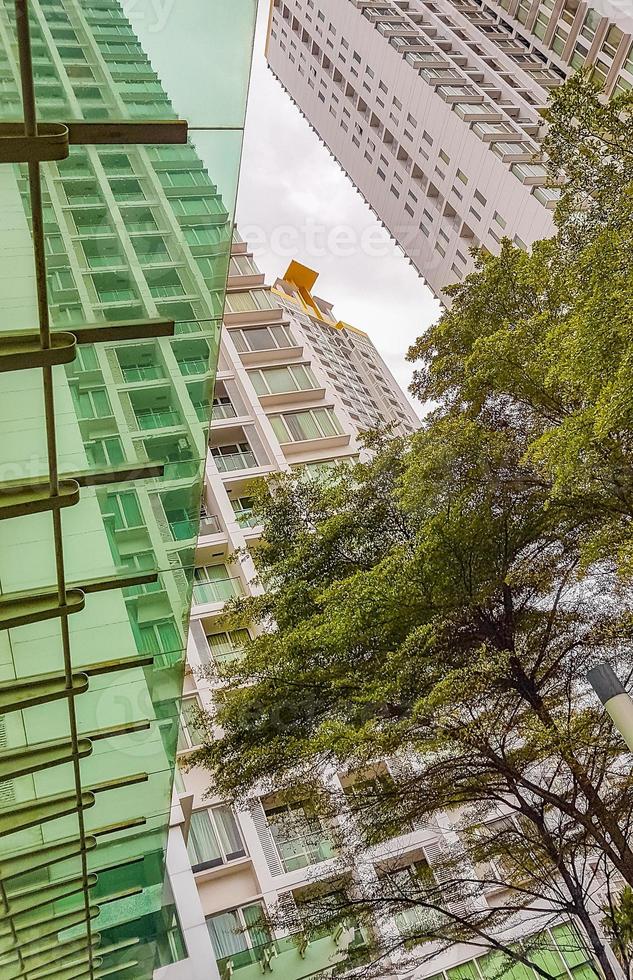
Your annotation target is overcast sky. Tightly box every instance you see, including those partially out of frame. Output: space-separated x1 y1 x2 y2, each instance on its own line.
235 2 441 409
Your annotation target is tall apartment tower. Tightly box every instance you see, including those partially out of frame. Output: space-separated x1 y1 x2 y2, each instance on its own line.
266 0 633 301
165 256 600 980
161 246 419 980
0 0 255 976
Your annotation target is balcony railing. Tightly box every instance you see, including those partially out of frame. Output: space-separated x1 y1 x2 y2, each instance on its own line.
273 832 337 873
216 923 365 980
233 508 258 529
192 576 243 605
135 408 180 430
214 450 258 473
199 514 222 536
213 401 238 420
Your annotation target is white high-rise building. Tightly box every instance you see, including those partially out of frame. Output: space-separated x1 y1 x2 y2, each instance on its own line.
157 242 607 980
157 239 419 980
266 0 633 301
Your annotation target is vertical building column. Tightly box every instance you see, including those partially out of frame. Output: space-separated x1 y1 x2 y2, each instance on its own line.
157 826 221 980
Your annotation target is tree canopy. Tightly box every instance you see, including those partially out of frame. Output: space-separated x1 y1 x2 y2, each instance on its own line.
192 75 633 979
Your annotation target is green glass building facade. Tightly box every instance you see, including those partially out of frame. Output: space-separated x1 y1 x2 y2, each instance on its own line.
0 0 256 977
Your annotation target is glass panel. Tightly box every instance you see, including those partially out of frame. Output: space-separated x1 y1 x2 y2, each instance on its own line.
214 805 247 862
188 810 223 871
0 0 257 975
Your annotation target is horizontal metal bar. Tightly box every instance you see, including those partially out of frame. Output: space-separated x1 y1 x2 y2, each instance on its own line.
0 789 95 839
0 121 69 163
0 479 79 520
26 938 138 980
0 736 92 781
81 655 154 678
95 962 140 979
91 817 146 838
4 933 103 980
89 854 144 879
17 657 154 688
27 953 100 980
69 317 175 344
0 465 165 504
66 119 187 145
0 836 97 883
69 570 159 594
0 330 75 372
68 463 165 487
84 720 150 742
4 873 97 919
0 905 98 953
0 588 84 630
0 671 88 714
34 961 140 980
89 773 148 795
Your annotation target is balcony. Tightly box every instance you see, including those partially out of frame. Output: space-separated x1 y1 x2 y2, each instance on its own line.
212 399 238 421
264 801 337 874
216 924 364 980
135 407 181 430
199 513 222 536
213 448 259 473
192 573 243 606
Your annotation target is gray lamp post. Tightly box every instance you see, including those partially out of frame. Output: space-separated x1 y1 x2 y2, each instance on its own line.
587 664 633 752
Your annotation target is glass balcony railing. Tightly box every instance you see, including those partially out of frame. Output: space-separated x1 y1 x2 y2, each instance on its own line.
214 450 258 472
213 401 238 420
199 514 222 536
233 507 259 529
192 576 243 605
122 364 165 382
215 924 368 980
135 408 180 430
274 833 337 873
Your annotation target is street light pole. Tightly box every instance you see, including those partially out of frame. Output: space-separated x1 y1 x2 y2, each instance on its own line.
587 664 633 752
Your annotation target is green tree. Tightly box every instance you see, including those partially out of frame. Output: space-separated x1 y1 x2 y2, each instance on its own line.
603 883 633 979
191 75 633 980
407 78 633 571
193 428 631 980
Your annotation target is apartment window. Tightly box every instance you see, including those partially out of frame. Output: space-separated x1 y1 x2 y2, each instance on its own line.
71 386 112 420
188 807 246 872
570 9 601 69
193 564 243 603
248 364 318 396
178 698 205 751
207 629 251 665
493 211 507 229
92 273 137 303
614 42 633 94
456 169 468 185
231 322 295 353
593 25 625 87
171 196 223 217
474 189 487 207
533 0 556 40
224 290 276 314
270 407 344 444
264 798 336 872
105 490 143 530
207 903 269 964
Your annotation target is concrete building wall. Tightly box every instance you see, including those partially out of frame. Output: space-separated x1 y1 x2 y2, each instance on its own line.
265 0 632 302
164 243 423 980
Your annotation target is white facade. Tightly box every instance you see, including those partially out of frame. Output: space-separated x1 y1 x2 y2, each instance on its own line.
160 240 420 980
265 0 633 302
156 240 615 980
